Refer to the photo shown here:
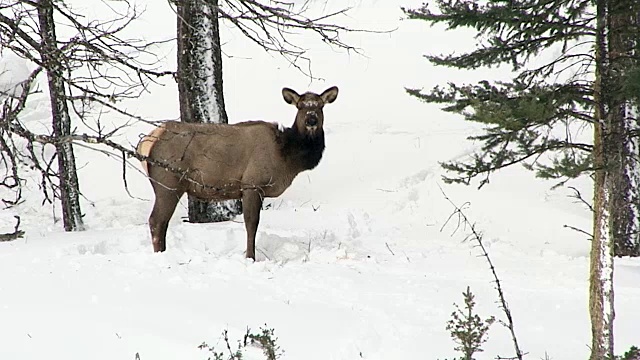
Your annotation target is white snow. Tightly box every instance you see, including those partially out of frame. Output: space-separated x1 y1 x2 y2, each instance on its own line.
1 1 639 360
0 52 31 101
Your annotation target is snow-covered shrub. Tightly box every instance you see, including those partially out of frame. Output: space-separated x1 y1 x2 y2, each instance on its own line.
199 326 283 360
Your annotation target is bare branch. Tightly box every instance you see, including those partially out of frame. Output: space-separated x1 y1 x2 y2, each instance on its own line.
1 0 177 211
0 66 43 206
0 216 24 242
176 0 395 79
563 224 593 239
439 185 525 360
568 186 595 213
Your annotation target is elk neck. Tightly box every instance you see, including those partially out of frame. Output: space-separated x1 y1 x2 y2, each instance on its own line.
276 124 325 172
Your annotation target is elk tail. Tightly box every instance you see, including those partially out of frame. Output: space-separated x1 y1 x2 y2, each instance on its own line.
137 124 166 175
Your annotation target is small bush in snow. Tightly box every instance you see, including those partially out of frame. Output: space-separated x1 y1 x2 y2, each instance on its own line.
443 286 495 360
616 346 640 360
246 327 282 360
199 326 283 360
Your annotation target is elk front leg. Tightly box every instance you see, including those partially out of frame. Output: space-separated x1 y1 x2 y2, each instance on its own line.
242 190 263 260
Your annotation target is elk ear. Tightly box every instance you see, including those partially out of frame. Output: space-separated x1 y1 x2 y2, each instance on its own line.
320 86 339 104
282 88 300 105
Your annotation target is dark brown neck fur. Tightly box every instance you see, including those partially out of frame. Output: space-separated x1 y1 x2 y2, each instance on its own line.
276 126 325 171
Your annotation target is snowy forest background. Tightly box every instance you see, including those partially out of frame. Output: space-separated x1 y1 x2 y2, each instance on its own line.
1 0 639 359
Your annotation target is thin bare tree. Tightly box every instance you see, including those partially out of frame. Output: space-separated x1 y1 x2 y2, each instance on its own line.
0 0 172 229
37 0 84 230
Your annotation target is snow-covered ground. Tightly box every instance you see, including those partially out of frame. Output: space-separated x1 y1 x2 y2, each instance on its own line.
1 1 638 359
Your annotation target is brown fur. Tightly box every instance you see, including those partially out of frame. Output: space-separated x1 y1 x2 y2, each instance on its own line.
137 86 338 259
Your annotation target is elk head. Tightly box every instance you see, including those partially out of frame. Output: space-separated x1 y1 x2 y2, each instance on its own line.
282 86 339 137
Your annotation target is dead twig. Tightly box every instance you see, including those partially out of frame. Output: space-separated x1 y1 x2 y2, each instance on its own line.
0 216 25 242
568 186 594 213
563 224 593 240
385 242 395 256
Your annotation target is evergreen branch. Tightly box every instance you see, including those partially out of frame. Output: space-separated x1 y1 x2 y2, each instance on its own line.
404 0 594 70
441 140 592 188
517 50 595 86
407 77 595 187
426 32 593 71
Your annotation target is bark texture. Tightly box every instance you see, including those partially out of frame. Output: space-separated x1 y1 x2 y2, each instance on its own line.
37 0 84 231
590 16 614 357
608 0 640 257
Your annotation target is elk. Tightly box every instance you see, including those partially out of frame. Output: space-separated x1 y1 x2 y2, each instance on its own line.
137 86 338 259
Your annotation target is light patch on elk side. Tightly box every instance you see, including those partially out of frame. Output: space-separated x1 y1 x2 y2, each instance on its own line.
137 124 167 175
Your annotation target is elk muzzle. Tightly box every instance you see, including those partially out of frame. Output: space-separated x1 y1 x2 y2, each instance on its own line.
305 112 319 127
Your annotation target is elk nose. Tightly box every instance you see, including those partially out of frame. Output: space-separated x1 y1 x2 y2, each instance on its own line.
306 114 318 126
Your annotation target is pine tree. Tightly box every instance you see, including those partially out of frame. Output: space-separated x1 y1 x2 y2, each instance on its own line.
591 0 639 357
403 0 640 358
404 0 640 257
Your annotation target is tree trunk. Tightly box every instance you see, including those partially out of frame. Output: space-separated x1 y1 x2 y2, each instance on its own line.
608 0 640 257
590 0 615 358
590 171 615 360
176 0 242 223
591 0 640 355
37 0 84 231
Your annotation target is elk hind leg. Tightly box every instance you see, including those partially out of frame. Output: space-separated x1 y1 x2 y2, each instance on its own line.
149 187 181 252
242 190 263 260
